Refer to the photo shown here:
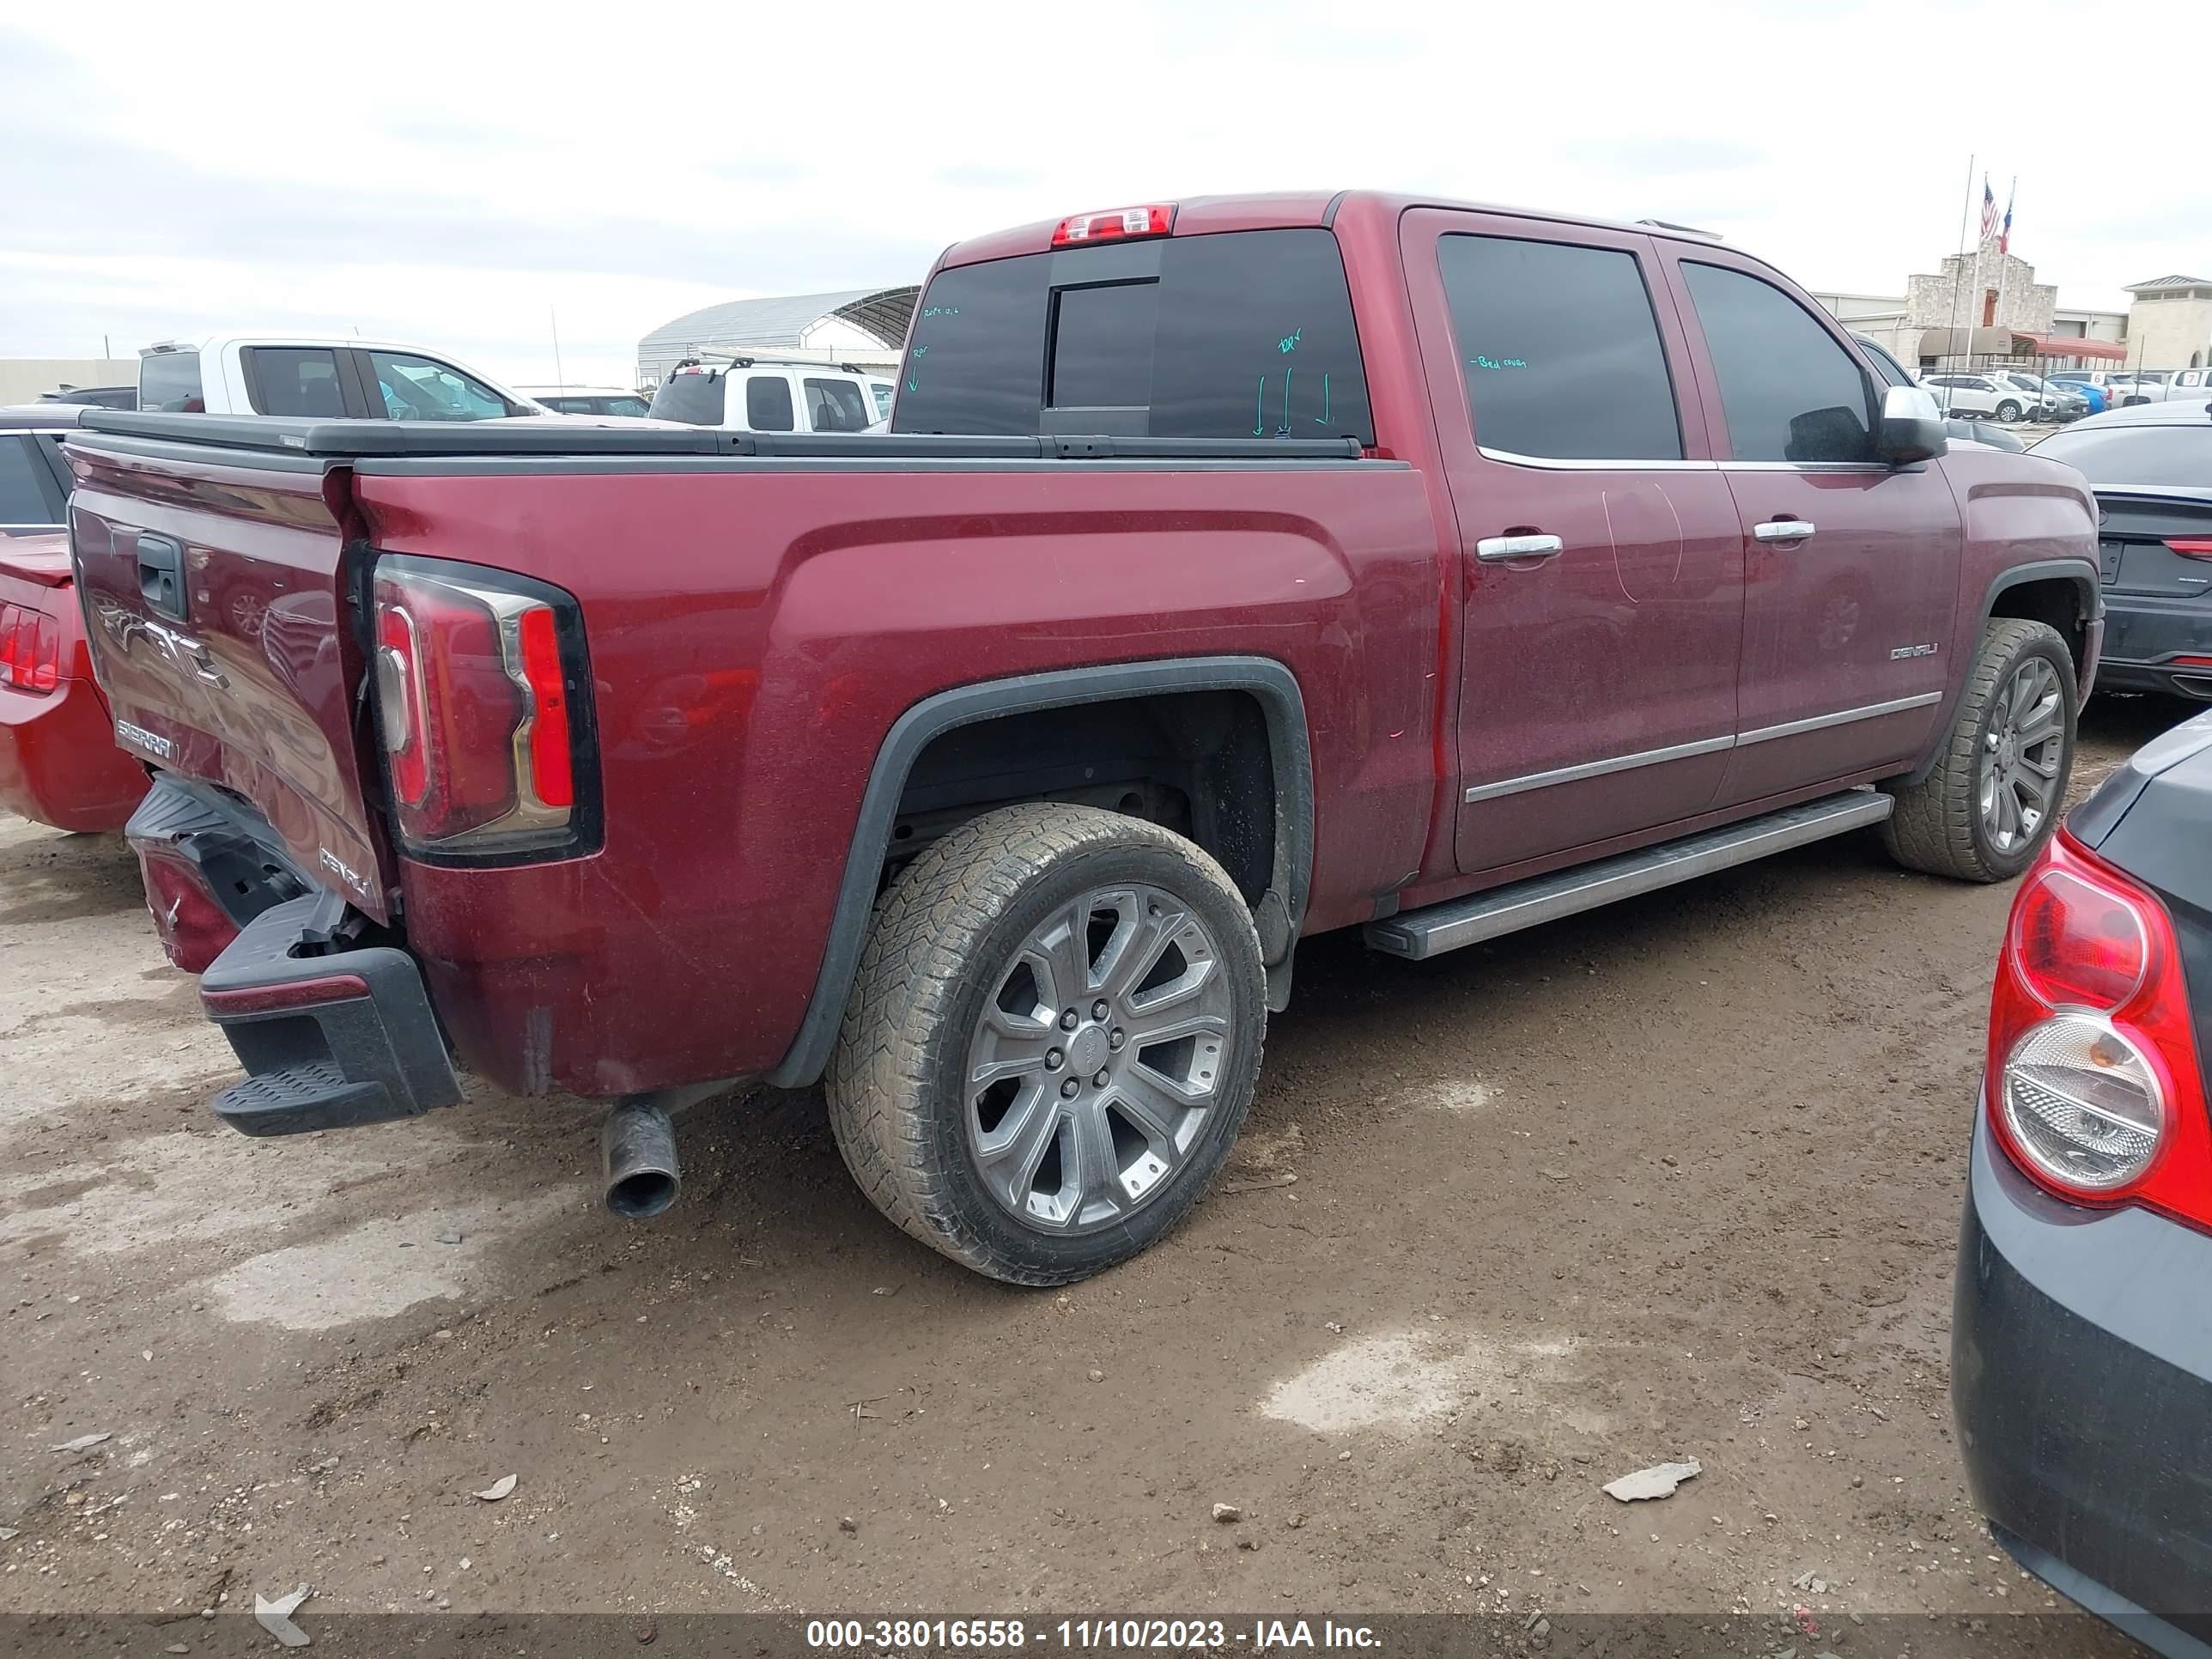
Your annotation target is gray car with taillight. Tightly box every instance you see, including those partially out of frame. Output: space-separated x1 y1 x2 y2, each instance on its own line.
1954 707 2212 1655
2034 401 2212 703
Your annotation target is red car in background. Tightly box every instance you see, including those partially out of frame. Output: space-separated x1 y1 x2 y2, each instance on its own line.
1 403 147 831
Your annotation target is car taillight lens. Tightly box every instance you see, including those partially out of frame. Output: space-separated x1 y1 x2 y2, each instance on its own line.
0 602 61 694
1987 830 2210 1219
1050 204 1176 246
2010 864 2148 1010
2165 539 2212 561
516 606 573 808
135 843 241 974
1999 1013 2164 1192
369 556 592 859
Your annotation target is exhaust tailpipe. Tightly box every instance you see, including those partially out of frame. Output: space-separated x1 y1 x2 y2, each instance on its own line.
602 1099 680 1219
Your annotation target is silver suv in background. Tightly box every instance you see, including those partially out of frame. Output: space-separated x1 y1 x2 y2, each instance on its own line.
1922 373 2024 422
1990 369 2087 422
516 386 653 418
1852 338 2027 450
648 354 892 434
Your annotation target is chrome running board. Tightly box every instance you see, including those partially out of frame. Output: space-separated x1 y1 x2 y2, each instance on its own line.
1364 790 1895 961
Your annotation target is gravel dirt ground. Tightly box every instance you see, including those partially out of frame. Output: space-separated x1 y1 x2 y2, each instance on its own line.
0 696 2189 1644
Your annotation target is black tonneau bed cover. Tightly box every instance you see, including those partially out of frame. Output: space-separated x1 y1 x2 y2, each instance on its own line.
76 410 1364 464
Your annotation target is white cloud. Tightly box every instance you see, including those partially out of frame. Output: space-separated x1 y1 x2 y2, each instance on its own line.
3 0 2203 386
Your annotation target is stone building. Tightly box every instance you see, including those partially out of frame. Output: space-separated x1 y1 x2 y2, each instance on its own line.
1825 235 2127 371
2121 275 2212 372
1905 239 2057 340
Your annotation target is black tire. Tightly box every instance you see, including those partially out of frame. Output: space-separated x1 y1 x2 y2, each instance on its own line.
1881 617 2077 883
826 803 1267 1285
1994 400 2022 423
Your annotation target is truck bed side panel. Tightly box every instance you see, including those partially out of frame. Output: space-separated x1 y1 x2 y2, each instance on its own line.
350 460 1440 1097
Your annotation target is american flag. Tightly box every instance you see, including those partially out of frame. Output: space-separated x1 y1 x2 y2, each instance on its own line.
1980 178 1998 242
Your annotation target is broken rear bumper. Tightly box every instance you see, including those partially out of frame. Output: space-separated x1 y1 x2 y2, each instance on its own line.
201 893 462 1136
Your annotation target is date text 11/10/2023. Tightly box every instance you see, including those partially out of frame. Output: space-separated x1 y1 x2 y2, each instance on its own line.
804 1617 1383 1649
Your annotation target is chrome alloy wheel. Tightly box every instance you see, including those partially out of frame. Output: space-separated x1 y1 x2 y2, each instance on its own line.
1978 654 2065 854
963 884 1233 1234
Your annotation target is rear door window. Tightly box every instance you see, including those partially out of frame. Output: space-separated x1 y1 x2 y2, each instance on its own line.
894 227 1373 442
0 435 63 526
243 347 348 417
139 349 204 412
803 378 872 432
1680 262 1878 463
745 374 794 431
1436 234 1682 461
362 351 510 421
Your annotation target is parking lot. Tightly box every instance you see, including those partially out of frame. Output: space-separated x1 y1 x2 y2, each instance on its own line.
0 697 2179 1638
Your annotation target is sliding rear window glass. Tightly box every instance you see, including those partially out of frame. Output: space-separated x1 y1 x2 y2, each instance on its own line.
894 228 1373 442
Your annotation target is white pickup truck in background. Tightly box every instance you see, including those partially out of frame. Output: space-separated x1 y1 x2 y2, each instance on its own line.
138 336 550 421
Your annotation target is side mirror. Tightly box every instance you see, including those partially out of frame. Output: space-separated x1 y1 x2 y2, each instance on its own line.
1878 384 1948 465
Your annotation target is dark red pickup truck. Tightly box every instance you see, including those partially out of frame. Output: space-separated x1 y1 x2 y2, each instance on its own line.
66 191 2102 1283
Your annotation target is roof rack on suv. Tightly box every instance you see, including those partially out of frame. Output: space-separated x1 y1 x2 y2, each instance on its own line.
680 349 886 374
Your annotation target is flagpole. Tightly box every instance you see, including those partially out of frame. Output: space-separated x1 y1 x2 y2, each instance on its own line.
1944 155 1977 388
1961 172 1990 374
1992 177 2017 368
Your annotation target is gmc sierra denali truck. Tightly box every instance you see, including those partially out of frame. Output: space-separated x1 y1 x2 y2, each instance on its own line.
65 191 2103 1285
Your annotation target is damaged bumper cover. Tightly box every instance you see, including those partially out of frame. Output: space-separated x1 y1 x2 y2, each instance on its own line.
201 892 461 1136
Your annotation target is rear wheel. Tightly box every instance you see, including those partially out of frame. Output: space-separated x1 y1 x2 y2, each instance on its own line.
826 803 1267 1285
1881 617 2075 882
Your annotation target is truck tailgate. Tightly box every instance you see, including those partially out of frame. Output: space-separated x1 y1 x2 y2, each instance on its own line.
65 434 390 920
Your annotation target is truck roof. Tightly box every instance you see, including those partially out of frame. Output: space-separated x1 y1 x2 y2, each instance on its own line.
935 190 1740 269
141 334 510 358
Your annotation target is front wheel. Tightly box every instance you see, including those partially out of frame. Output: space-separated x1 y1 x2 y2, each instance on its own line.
827 803 1267 1285
1994 400 2023 423
1881 617 2076 882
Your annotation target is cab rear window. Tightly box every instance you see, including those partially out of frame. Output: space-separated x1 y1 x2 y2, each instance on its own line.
140 349 204 413
893 228 1373 443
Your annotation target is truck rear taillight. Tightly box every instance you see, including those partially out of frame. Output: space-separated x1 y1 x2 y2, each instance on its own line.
1051 204 1176 247
0 602 59 694
1987 830 2210 1220
369 556 595 861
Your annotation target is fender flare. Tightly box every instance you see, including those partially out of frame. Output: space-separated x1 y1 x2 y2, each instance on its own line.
1902 558 2100 788
768 655 1315 1088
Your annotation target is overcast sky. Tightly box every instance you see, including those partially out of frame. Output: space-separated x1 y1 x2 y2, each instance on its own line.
3 1 2205 390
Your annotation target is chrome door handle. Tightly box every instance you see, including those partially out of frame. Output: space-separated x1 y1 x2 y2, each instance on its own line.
1753 520 1815 543
1474 533 1565 562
